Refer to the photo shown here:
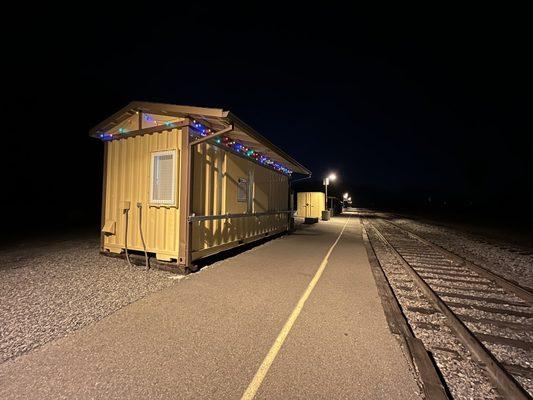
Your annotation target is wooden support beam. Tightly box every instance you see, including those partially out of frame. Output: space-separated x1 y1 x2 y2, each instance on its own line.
97 120 189 141
178 123 192 271
100 142 108 250
189 125 233 147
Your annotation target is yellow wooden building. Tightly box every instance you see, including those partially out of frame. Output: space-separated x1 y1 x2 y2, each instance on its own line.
296 192 326 221
90 102 310 271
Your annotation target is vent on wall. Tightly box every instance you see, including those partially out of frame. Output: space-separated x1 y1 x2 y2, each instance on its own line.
237 178 248 202
150 150 176 205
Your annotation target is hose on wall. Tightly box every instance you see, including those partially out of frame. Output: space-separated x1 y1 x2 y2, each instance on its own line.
137 203 150 270
123 208 133 268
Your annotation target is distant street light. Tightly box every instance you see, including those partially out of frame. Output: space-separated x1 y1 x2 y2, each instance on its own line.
323 173 337 209
341 193 351 210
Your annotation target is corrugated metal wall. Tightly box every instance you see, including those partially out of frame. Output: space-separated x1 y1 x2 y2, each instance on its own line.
102 130 289 262
191 142 289 258
102 128 182 261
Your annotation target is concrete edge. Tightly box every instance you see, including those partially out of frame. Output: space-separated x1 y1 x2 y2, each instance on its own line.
360 222 450 400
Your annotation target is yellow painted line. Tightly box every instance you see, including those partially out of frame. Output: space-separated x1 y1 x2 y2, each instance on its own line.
241 216 352 400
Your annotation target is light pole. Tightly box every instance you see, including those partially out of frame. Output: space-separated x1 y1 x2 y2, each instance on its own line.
323 173 336 210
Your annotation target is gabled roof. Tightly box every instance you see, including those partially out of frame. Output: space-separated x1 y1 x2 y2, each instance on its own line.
90 101 311 176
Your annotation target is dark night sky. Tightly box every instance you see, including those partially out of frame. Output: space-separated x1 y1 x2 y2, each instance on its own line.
4 4 532 234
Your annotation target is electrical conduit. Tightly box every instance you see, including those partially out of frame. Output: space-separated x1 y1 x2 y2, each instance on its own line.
137 202 150 269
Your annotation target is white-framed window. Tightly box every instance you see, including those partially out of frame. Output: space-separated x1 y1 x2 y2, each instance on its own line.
150 150 176 205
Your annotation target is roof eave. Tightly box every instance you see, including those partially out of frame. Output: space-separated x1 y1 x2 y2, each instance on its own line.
89 102 311 176
226 112 311 176
89 101 230 137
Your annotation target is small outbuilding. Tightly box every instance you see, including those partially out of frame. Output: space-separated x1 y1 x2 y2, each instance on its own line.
296 192 326 222
90 102 311 271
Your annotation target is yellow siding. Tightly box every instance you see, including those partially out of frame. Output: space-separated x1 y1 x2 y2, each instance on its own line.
296 192 325 218
191 143 289 257
102 130 290 263
102 128 182 260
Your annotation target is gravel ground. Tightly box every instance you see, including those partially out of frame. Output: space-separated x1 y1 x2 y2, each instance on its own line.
0 235 178 363
393 217 533 290
364 222 500 399
367 218 533 396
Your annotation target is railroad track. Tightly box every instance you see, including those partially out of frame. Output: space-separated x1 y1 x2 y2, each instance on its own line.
362 216 533 399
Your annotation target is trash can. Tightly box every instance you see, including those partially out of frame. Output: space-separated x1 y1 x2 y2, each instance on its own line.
289 217 295 232
321 210 330 221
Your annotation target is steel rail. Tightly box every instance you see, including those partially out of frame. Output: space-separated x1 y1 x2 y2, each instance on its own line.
382 219 533 306
367 220 530 400
361 224 449 399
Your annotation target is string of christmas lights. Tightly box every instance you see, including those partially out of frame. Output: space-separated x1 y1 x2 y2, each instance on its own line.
99 112 179 140
99 118 293 175
191 120 293 175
